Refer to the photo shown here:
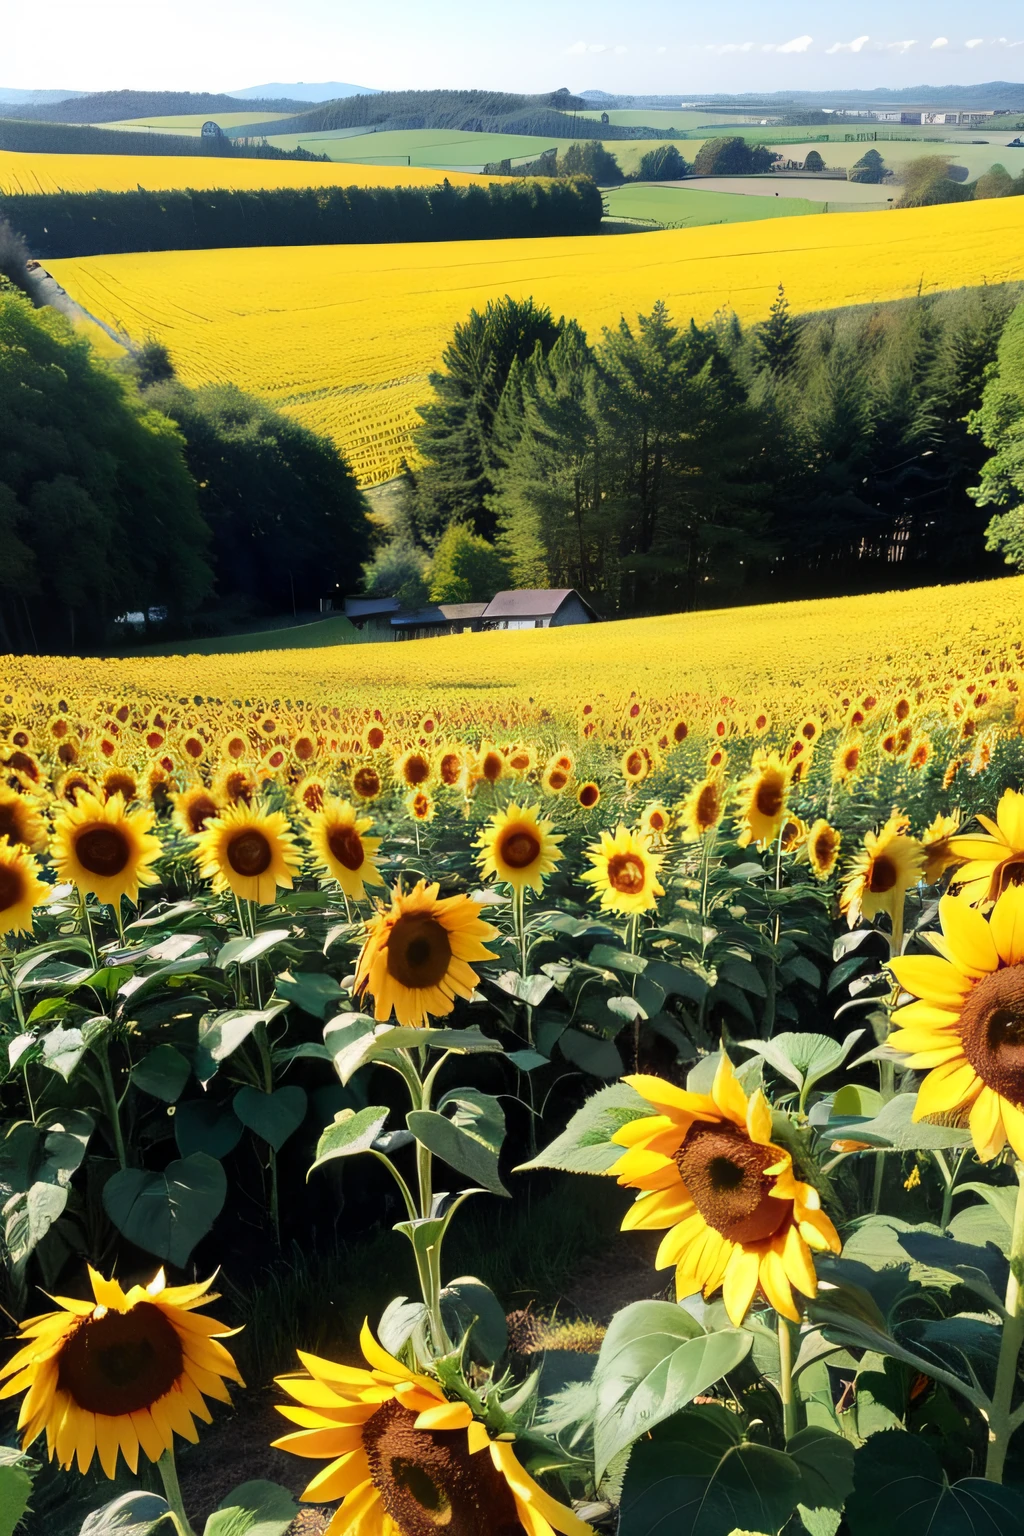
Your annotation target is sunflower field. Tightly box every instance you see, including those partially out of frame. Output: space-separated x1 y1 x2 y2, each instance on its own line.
3 571 1024 1534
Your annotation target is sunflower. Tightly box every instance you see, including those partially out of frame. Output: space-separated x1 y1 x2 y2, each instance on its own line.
0 787 48 853
308 799 384 901
577 781 601 810
102 767 138 804
364 724 387 753
0 839 48 936
352 765 383 802
396 749 433 790
476 743 506 785
840 812 925 930
406 789 436 822
51 792 162 906
582 826 664 915
947 789 1024 905
640 801 672 845
920 811 964 886
56 770 97 809
0 1267 243 1478
3 748 44 789
832 738 863 785
610 1055 840 1324
437 748 466 790
506 745 536 776
273 1322 592 1536
888 886 1024 1161
679 774 725 841
477 803 563 896
806 819 841 880
354 880 498 1028
219 730 250 763
780 816 808 854
541 761 571 796
193 802 301 905
735 753 792 849
173 785 222 838
620 746 649 785
212 763 257 807
295 775 328 816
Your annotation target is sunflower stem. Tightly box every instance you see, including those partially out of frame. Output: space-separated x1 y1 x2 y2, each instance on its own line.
0 955 26 1032
777 1312 799 1441
157 1447 197 1536
97 1040 127 1170
81 894 99 969
984 1159 1024 1484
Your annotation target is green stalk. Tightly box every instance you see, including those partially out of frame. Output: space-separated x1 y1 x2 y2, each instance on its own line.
81 894 99 969
0 955 26 1031
157 1447 197 1536
778 1311 798 1441
984 1160 1024 1483
97 1041 127 1170
254 1021 280 1247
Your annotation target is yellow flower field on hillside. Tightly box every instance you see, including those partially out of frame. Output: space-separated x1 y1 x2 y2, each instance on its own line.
0 148 485 196
48 197 1024 486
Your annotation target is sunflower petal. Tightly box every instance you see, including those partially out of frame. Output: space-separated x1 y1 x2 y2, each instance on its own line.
969 1087 1008 1162
938 895 999 978
722 1246 760 1326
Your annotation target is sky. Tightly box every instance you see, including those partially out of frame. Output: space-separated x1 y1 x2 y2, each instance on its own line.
4 0 1023 96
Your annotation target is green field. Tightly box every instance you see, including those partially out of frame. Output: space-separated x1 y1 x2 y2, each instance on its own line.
602 183 839 227
121 612 358 657
577 109 759 131
776 136 1024 181
105 111 293 136
265 127 555 168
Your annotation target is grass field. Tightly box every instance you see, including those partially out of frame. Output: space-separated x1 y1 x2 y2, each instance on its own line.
0 148 487 195
122 613 359 656
49 195 1024 486
776 137 1024 180
265 127 556 168
603 184 840 226
102 111 293 135
686 176 892 206
577 109 760 130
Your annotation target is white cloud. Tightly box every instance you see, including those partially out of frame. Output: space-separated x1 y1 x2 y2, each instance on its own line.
930 37 948 48
565 41 587 54
886 39 917 52
775 34 814 53
707 41 755 54
966 38 984 48
826 35 869 54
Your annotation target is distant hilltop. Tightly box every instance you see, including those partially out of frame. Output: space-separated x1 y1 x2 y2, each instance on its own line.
0 87 87 104
228 82 380 102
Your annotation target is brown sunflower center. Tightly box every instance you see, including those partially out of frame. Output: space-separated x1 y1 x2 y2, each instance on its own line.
404 756 430 786
440 755 461 786
500 828 541 870
227 829 272 877
813 830 837 865
607 853 646 895
0 863 25 913
362 1400 524 1536
676 1121 791 1243
104 773 136 802
354 768 381 799
185 795 219 834
957 966 1024 1104
754 777 784 819
546 770 568 791
57 1303 184 1417
867 854 898 893
696 783 720 830
579 784 599 808
75 826 131 879
387 914 453 989
328 824 365 871
0 804 27 845
481 753 503 783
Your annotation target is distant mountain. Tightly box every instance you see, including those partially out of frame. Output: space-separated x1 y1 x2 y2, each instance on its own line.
679 82 1024 111
580 90 616 101
0 87 86 104
1 89 313 122
229 82 379 102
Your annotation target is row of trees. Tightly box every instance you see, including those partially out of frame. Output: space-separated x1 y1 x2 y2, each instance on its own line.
0 291 369 653
376 284 1021 616
0 117 329 160
3 177 603 259
486 137 780 185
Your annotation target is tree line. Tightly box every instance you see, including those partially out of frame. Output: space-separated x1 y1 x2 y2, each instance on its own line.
487 137 785 184
375 284 1022 616
0 118 330 160
2 177 602 260
0 292 369 654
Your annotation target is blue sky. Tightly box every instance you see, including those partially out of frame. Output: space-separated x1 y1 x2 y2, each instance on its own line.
5 1 1023 95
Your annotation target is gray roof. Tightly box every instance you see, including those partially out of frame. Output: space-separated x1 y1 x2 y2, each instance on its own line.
482 589 597 620
438 602 488 621
344 595 401 619
390 606 452 629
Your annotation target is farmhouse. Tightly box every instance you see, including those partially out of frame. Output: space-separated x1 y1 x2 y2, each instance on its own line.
390 603 488 641
480 589 599 629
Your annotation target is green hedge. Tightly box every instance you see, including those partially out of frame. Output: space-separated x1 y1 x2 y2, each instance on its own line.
0 118 327 159
2 176 603 257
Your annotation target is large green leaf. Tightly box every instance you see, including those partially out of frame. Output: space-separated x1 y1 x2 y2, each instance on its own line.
618 1407 803 1536
515 1081 649 1174
846 1429 1024 1536
436 1087 506 1159
203 1481 298 1536
308 1105 391 1176
558 1028 623 1079
827 1092 972 1152
0 1452 33 1536
440 1275 508 1363
326 1016 501 1085
0 1109 93 1267
78 1492 170 1536
740 1030 863 1097
131 1044 191 1102
215 930 292 968
787 1425 855 1515
592 1300 752 1480
274 971 348 1019
407 1108 508 1197
195 1005 287 1083
103 1152 226 1265
233 1086 307 1152
174 1099 244 1159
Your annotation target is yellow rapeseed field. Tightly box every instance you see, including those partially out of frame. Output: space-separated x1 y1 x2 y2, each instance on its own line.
48 197 1024 486
0 148 485 197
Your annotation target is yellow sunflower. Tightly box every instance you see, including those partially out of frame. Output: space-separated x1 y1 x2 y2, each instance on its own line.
640 802 673 845
309 799 384 901
611 1056 840 1324
620 746 649 785
947 789 1024 905
476 802 564 895
840 812 925 930
193 802 301 905
806 819 841 880
920 811 964 886
405 788 436 823
476 742 506 785
780 816 809 854
437 747 466 790
352 765 384 803
396 749 433 789
0 786 48 854
354 880 498 1027
212 763 258 807
56 771 97 808
0 838 49 936
679 774 725 842
541 761 571 796
832 738 863 785
735 753 792 849
51 792 162 906
0 1267 242 1478
889 886 1024 1161
173 785 222 838
273 1322 592 1536
102 767 138 804
581 826 664 915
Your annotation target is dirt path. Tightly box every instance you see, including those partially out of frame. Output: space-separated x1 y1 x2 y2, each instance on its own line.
23 263 133 353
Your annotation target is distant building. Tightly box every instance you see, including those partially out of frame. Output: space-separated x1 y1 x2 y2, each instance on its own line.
201 121 225 139
390 603 487 641
480 589 599 629
343 595 401 637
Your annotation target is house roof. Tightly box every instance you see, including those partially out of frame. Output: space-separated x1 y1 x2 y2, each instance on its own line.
481 589 598 621
438 602 488 621
344 595 401 619
390 605 452 629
